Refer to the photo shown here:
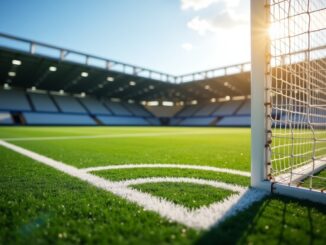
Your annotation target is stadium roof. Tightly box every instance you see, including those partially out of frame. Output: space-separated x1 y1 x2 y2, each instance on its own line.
0 33 251 103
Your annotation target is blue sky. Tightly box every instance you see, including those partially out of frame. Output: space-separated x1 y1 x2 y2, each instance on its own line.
0 0 250 75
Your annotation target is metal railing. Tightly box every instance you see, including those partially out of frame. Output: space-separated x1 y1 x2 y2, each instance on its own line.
0 33 251 83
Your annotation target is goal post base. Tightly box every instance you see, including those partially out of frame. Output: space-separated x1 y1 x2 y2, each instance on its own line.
254 181 326 205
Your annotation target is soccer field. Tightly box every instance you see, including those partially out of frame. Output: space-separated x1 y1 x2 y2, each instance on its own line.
0 127 325 244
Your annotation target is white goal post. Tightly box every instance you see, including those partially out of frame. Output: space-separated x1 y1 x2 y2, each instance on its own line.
251 0 326 204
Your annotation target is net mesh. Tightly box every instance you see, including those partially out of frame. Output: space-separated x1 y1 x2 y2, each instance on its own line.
267 0 326 190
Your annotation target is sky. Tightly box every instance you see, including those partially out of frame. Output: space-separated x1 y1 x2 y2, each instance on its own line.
0 0 250 75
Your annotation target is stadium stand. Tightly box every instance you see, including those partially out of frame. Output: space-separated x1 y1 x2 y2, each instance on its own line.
236 100 251 115
97 116 149 125
145 105 183 118
217 116 251 126
28 92 59 112
176 105 201 117
194 104 220 116
52 94 87 114
0 34 253 127
0 112 13 124
212 100 243 116
179 117 216 126
79 97 112 115
146 117 161 126
0 89 31 111
23 112 96 125
124 103 152 117
104 102 132 116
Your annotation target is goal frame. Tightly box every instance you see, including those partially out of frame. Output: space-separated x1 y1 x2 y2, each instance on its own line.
250 0 326 204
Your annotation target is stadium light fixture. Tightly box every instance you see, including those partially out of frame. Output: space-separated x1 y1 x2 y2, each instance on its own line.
12 59 22 66
3 83 10 89
8 71 16 77
147 101 159 106
225 96 231 101
49 66 57 72
81 72 88 77
210 98 216 103
129 81 136 86
80 92 86 97
162 101 174 106
107 76 114 82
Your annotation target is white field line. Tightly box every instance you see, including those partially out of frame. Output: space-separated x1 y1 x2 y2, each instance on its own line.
0 130 240 142
0 139 266 230
82 164 251 177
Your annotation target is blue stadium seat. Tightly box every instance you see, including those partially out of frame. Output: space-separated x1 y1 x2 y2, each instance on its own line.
79 97 112 115
0 89 31 111
52 95 87 113
28 92 59 112
179 117 216 126
23 112 96 125
97 116 150 125
0 112 13 124
217 116 250 126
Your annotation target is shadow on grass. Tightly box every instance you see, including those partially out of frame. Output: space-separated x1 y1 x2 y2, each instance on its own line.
196 194 326 245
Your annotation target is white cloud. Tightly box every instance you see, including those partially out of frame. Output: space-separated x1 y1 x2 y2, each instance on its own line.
187 11 248 35
181 42 193 51
181 0 240 11
187 16 216 35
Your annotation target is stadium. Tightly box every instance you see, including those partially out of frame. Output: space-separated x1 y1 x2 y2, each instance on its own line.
0 0 325 244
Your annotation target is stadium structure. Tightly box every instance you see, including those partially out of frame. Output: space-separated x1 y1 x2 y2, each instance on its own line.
0 0 326 243
0 33 251 127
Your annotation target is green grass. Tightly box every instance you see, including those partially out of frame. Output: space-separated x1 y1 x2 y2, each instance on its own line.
93 168 250 186
131 182 235 209
0 126 326 244
0 146 199 244
301 169 326 190
0 127 251 170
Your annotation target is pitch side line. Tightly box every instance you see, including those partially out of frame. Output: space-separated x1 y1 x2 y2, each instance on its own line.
81 164 251 177
0 139 266 230
0 130 242 142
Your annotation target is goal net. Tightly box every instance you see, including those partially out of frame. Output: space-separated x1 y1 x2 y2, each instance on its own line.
251 0 326 203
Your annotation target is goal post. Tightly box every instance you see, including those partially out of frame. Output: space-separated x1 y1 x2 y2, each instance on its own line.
251 0 326 204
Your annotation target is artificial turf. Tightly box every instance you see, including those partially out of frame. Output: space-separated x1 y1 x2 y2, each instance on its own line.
93 167 250 186
131 182 235 209
0 126 325 244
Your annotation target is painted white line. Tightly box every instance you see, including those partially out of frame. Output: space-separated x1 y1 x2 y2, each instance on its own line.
117 177 246 192
0 130 237 142
82 164 251 177
0 139 266 230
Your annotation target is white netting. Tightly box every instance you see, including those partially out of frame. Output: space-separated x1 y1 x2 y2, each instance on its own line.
267 0 326 190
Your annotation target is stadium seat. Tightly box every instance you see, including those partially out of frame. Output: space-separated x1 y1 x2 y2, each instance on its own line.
23 112 96 125
52 95 87 113
0 89 32 111
212 101 243 116
0 112 13 124
194 104 220 116
124 103 152 117
179 117 216 126
146 117 161 126
217 116 250 126
177 105 201 117
104 102 132 116
28 92 59 112
79 97 112 115
97 116 150 125
236 100 251 115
